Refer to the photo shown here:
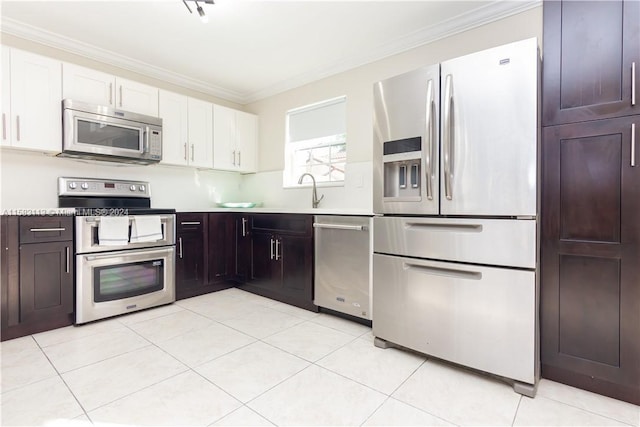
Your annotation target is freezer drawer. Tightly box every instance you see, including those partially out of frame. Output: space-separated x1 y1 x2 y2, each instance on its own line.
373 253 535 384
374 216 536 269
313 216 372 320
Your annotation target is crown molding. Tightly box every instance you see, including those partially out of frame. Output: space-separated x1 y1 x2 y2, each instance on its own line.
0 17 247 104
243 0 542 103
1 1 541 105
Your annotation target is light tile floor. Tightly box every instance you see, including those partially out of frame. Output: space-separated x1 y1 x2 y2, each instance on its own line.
1 288 638 426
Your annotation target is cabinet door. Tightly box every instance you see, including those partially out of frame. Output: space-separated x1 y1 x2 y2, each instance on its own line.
176 214 208 299
159 90 189 166
187 97 213 168
19 241 73 324
543 0 640 125
62 62 115 107
213 104 236 171
278 234 313 302
541 116 640 404
208 213 234 284
235 215 251 282
116 77 159 117
236 110 258 173
9 49 62 152
250 230 277 285
2 47 11 146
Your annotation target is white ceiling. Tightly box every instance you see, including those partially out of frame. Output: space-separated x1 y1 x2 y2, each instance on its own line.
0 0 539 104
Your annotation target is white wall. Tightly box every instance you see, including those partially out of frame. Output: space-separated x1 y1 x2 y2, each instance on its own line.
242 6 543 211
0 7 543 211
0 149 241 210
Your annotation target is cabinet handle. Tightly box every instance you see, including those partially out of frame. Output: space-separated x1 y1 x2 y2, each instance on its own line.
16 115 20 142
184 143 188 161
270 238 274 260
180 221 201 225
632 62 636 106
632 123 636 167
65 246 70 274
178 237 183 259
238 151 241 167
191 144 194 161
241 217 247 237
232 150 236 166
275 239 281 261
2 113 6 140
109 82 113 105
119 85 123 107
30 227 66 232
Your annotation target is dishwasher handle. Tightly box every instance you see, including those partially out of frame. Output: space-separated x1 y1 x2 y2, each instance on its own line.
313 223 367 231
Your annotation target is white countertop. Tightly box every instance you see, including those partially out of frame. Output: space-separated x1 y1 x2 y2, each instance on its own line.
175 207 376 216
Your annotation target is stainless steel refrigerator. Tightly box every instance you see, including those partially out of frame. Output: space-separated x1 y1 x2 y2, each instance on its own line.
372 37 539 396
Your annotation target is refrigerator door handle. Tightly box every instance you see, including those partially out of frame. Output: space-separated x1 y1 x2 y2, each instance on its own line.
443 74 454 200
403 262 482 281
425 79 434 200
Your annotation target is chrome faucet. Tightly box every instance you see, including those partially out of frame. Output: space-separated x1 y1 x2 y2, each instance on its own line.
298 173 324 208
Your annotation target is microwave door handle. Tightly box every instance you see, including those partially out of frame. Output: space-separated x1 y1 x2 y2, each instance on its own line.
142 126 150 154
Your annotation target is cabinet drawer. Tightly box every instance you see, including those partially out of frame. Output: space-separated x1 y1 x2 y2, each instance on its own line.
374 216 536 269
251 214 312 236
373 253 535 383
177 213 207 233
19 216 73 243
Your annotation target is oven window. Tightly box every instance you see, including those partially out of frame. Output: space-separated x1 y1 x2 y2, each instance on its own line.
94 259 164 302
77 119 141 151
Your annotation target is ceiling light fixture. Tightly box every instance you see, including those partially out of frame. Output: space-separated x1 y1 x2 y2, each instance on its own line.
182 0 214 23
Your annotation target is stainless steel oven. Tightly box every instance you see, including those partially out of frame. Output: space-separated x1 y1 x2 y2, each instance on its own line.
58 177 176 324
76 246 175 324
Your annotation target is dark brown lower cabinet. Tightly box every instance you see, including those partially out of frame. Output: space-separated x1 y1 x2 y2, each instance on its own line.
208 213 234 284
1 216 75 341
234 215 251 282
242 214 316 311
541 116 640 405
175 213 235 300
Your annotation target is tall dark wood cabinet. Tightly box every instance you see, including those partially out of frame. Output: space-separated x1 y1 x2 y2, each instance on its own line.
541 0 640 405
1 216 75 341
542 0 640 125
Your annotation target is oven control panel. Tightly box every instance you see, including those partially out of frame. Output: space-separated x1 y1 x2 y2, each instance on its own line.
58 177 151 198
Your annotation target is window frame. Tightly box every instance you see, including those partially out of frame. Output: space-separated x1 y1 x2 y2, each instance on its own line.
283 96 347 188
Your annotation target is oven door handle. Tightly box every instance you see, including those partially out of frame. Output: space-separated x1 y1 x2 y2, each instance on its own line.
84 247 172 261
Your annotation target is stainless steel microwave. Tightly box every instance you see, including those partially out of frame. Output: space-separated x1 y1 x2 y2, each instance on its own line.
59 99 162 165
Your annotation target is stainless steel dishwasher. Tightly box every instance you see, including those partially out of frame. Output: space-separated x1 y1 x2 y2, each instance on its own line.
313 215 372 320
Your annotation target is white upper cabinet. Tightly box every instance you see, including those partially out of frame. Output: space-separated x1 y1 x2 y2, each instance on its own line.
62 62 158 116
160 90 214 168
235 110 258 173
213 104 236 170
187 97 213 169
158 90 189 166
62 63 115 106
6 48 62 152
2 46 12 147
117 78 158 117
213 104 257 173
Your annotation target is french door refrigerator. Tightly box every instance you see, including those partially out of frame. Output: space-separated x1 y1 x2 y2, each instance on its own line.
372 37 539 396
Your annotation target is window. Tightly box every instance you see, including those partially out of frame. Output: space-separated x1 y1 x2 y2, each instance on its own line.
284 96 346 187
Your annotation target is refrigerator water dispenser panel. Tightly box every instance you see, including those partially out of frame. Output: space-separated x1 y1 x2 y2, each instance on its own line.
383 137 422 200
